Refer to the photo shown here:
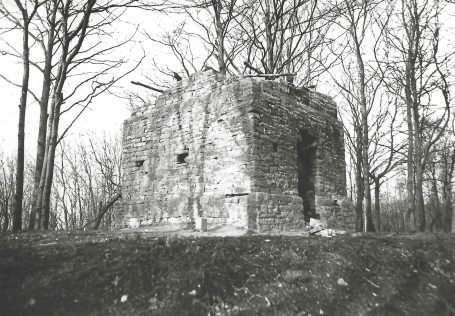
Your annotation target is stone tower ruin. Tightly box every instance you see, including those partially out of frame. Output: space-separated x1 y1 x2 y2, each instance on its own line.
117 69 354 232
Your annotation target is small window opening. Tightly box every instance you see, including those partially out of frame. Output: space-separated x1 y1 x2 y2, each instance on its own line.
135 160 145 167
177 152 189 164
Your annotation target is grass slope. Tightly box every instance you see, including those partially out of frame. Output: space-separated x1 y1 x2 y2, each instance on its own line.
0 232 454 315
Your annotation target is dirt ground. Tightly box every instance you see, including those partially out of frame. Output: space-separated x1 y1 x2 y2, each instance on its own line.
0 226 454 316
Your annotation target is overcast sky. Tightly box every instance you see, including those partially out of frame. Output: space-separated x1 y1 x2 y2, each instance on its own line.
0 68 130 158
1 2 454 160
0 5 182 158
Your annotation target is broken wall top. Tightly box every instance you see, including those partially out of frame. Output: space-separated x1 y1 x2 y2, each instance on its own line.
131 69 339 121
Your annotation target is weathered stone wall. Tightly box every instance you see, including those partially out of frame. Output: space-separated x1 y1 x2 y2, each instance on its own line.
117 69 355 231
119 71 255 228
247 81 353 231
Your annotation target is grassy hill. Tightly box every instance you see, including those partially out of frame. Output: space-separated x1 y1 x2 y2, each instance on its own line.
0 231 454 315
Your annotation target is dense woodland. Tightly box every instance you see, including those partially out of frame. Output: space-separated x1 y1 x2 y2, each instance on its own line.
0 0 454 233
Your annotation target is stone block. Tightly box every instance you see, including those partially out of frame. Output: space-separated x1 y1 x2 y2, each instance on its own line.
195 217 207 232
128 217 141 229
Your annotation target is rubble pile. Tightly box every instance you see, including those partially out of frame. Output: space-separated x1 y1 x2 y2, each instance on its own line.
308 218 337 237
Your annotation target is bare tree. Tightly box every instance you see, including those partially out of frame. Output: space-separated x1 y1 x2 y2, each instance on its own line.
327 0 392 232
145 22 200 80
29 0 59 229
48 133 123 230
0 152 35 232
181 0 245 75
346 0 375 232
30 0 142 229
1 0 40 231
440 140 455 232
148 0 334 82
0 154 15 232
239 0 326 78
368 95 404 232
337 79 365 231
383 0 451 231
1 0 145 230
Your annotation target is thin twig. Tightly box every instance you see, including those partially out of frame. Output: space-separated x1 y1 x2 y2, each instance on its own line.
0 73 40 103
362 276 380 289
242 257 262 267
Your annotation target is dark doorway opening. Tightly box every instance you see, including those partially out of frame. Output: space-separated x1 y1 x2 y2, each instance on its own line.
297 129 318 222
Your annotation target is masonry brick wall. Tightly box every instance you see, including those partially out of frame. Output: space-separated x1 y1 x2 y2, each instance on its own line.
116 69 355 231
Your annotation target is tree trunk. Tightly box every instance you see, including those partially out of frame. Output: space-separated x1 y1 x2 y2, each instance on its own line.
405 57 416 232
212 0 226 75
12 19 31 232
39 7 71 228
413 129 425 231
429 163 441 231
34 103 54 230
2 200 9 232
29 104 48 229
443 149 455 232
374 177 381 232
265 0 273 73
443 186 453 233
40 93 63 229
93 192 121 230
355 139 364 232
355 30 374 233
29 1 57 229
411 110 425 232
